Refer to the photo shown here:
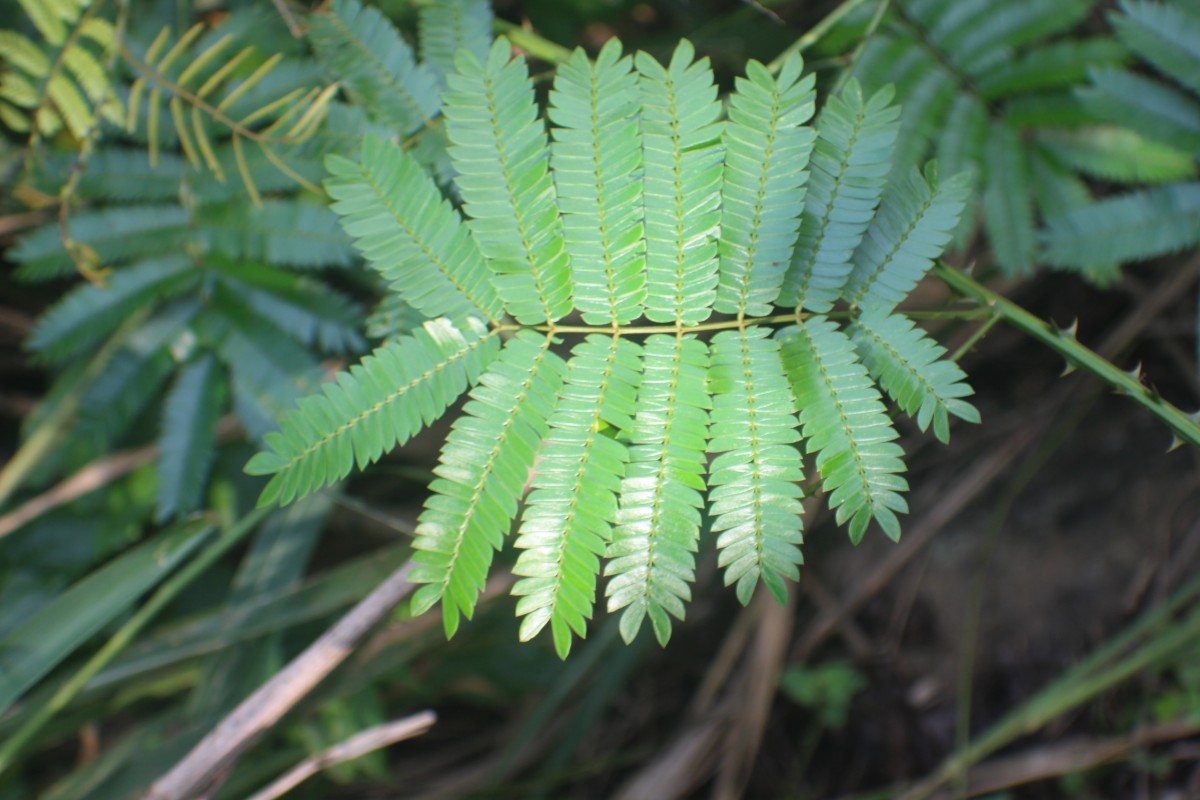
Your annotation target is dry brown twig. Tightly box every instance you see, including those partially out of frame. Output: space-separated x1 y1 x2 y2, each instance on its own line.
0 417 239 539
145 561 417 799
245 711 436 800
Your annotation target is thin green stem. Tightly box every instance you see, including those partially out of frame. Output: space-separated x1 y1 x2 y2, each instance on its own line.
766 0 879 73
950 311 1000 363
830 0 891 95
494 20 573 65
0 508 270 773
934 262 1200 450
530 307 985 338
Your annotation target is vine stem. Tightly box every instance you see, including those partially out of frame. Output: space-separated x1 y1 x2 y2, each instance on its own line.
933 262 1200 450
766 0 879 73
494 20 573 64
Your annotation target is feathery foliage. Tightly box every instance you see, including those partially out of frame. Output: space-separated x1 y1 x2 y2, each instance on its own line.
124 21 333 200
5 5 389 520
250 39 978 657
0 0 121 140
841 0 1199 276
308 0 440 136
778 80 899 311
1044 0 1200 271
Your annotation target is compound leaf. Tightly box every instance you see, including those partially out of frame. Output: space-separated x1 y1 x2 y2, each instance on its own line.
707 328 805 605
445 38 573 324
606 334 710 646
247 318 500 506
780 318 907 544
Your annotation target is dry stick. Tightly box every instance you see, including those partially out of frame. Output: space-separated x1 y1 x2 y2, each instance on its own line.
714 592 794 800
0 417 240 540
929 717 1200 800
245 711 436 800
145 561 416 800
0 445 154 539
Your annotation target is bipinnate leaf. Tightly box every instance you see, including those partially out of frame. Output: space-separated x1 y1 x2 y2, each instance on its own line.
157 352 227 520
1111 0 1200 96
444 38 573 324
231 34 982 656
780 318 907 544
1042 182 1200 268
850 311 980 443
514 336 642 658
411 332 566 637
419 0 493 83
27 256 198 364
550 40 647 326
307 0 441 135
325 135 503 325
707 328 805 605
844 163 971 314
779 81 899 312
247 318 500 506
1080 66 1200 155
606 334 710 646
716 52 816 318
637 40 724 325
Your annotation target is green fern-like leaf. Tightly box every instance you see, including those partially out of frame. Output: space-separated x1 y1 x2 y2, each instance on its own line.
419 0 493 83
780 318 907 544
1036 127 1197 184
1042 182 1200 268
779 80 899 312
514 336 641 657
707 328 804 605
606 334 710 647
845 0 1146 275
308 0 441 135
549 40 647 326
0 2 121 139
844 163 971 314
976 38 1128 98
242 36 980 656
157 353 227 520
637 40 724 325
15 199 354 281
218 308 326 441
326 135 503 325
246 318 501 506
1081 66 1200 154
716 52 815 318
27 256 198 364
411 332 566 637
209 260 365 355
849 311 980 444
982 123 1037 274
1111 0 1200 96
444 39 573 324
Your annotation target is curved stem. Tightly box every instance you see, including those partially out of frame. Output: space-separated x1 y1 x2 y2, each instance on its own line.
934 262 1200 450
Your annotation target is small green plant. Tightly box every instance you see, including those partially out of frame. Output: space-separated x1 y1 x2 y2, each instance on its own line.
247 37 979 657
